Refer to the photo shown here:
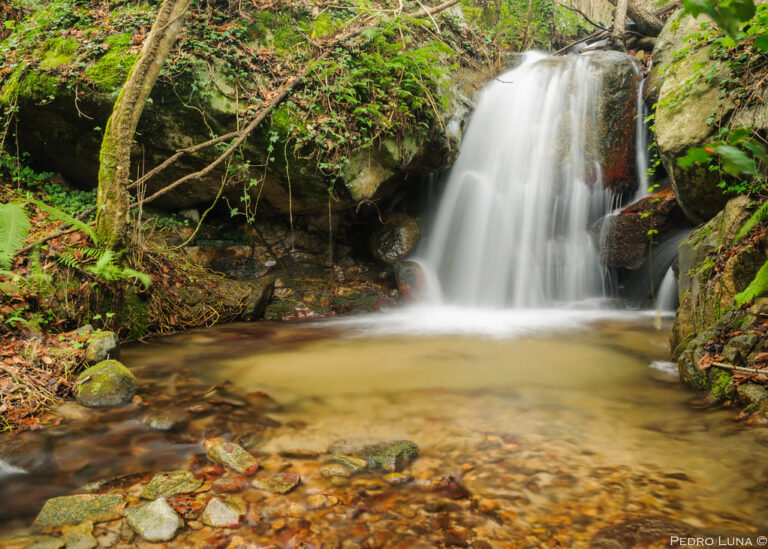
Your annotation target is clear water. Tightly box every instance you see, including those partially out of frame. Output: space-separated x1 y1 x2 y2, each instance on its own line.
1 319 766 546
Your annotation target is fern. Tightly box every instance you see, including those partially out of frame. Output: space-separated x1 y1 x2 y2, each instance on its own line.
25 198 97 245
733 201 768 243
735 258 768 306
26 249 52 291
0 203 31 270
122 267 152 289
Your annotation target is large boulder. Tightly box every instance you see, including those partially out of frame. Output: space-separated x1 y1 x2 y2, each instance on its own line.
651 11 768 223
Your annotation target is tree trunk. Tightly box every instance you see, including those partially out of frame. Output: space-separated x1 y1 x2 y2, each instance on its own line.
95 0 191 248
609 0 628 50
606 0 664 36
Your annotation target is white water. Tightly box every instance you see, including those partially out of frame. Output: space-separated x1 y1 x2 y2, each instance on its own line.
655 267 678 312
0 459 25 480
422 52 638 309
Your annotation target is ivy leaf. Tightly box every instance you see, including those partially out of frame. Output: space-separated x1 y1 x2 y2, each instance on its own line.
678 147 711 168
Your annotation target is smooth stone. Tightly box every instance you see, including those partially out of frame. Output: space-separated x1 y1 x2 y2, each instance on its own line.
61 520 97 549
327 454 368 473
142 411 188 431
307 494 330 509
35 494 125 527
140 471 203 500
125 498 184 542
201 496 246 527
320 464 351 478
205 439 259 474
252 473 301 494
75 360 138 408
84 331 118 364
383 472 413 486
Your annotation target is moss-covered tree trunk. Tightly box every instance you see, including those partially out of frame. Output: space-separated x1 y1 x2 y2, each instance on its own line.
96 0 191 248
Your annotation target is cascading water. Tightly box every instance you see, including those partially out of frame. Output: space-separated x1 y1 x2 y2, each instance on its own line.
422 51 640 309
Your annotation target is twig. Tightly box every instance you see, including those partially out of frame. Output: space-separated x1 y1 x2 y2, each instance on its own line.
556 2 608 31
712 362 768 374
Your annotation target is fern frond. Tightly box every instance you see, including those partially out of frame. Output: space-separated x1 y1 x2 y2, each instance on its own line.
0 203 31 270
733 202 768 244
27 249 52 291
122 267 152 289
735 259 768 306
25 198 98 245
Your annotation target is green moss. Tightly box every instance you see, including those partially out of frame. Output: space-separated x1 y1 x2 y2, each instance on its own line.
85 33 137 92
310 13 341 38
17 70 60 101
271 102 306 138
121 289 148 339
248 11 306 56
39 37 79 69
710 369 734 402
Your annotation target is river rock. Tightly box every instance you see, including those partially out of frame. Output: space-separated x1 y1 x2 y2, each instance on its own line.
205 438 260 474
369 213 421 263
320 464 351 478
328 439 419 472
142 411 188 431
383 472 413 485
327 454 368 474
84 331 118 364
251 472 301 494
35 494 125 527
75 360 138 408
201 496 246 527
140 471 203 500
125 498 184 542
61 520 97 549
721 333 760 364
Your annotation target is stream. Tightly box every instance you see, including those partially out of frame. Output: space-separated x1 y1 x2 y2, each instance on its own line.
1 313 767 546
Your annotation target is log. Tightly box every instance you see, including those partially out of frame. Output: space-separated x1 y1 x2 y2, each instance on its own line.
606 0 664 36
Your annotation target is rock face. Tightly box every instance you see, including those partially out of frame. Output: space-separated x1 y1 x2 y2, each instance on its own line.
596 187 688 269
35 494 125 527
75 360 138 408
125 498 184 542
651 11 768 223
672 196 768 418
369 213 421 263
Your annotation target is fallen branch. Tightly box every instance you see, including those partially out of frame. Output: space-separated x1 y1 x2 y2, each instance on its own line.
606 0 664 36
556 2 609 31
713 362 768 375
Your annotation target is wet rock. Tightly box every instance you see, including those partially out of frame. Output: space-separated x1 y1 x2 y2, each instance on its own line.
394 261 427 302
142 411 188 432
61 520 97 549
320 464 351 478
252 472 301 494
307 494 333 509
140 471 203 500
84 331 118 364
125 498 184 542
736 383 768 415
35 494 126 527
383 472 412 486
595 188 688 270
201 496 246 528
369 213 421 263
328 439 419 472
205 438 260 474
327 454 368 474
722 333 760 364
75 360 138 408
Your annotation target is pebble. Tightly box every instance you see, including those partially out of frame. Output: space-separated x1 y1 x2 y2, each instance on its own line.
205 438 260 474
320 464 351 478
125 498 184 542
201 496 246 528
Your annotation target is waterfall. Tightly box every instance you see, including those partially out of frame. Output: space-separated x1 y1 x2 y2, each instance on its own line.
655 267 678 312
422 52 640 309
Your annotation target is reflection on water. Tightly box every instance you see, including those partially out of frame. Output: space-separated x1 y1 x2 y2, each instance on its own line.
1 315 767 545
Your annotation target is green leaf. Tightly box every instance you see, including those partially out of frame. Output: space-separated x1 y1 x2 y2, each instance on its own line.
733 201 768 243
0 203 31 270
755 35 768 51
715 144 758 176
677 147 711 168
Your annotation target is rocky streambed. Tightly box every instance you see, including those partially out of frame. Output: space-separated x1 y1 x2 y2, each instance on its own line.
1 318 767 548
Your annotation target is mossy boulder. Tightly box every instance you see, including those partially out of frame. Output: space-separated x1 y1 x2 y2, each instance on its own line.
75 360 138 408
35 494 126 527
